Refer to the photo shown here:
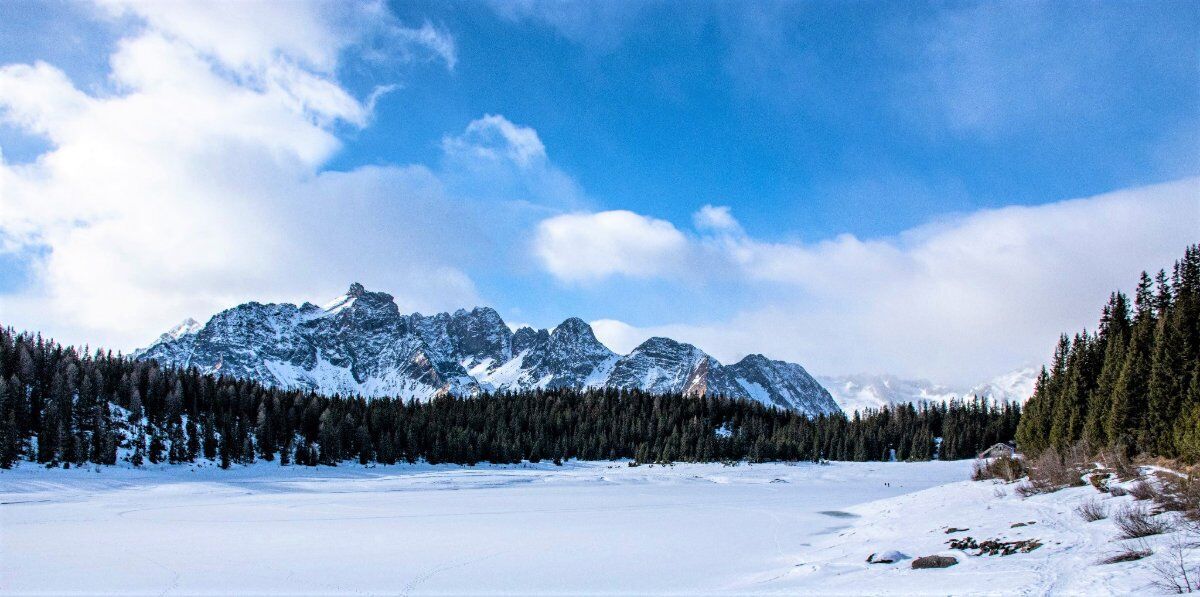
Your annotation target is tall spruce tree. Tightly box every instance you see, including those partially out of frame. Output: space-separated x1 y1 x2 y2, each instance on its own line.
1019 246 1200 460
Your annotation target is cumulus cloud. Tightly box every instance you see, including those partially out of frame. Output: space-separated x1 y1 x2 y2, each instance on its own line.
0 1 471 350
100 0 456 73
533 210 688 283
588 318 645 353
692 204 741 233
538 179 1200 384
442 114 546 167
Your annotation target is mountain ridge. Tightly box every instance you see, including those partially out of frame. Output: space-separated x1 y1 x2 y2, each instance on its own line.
138 284 842 416
817 367 1038 415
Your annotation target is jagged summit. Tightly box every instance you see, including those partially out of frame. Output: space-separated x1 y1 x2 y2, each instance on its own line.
138 284 840 415
321 282 381 315
166 317 202 339
552 317 593 337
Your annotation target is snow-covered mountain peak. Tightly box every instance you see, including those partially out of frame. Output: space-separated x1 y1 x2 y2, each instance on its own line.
321 282 379 315
165 317 202 340
726 354 839 414
549 317 605 347
511 326 549 355
138 285 841 415
735 353 771 367
818 367 1039 415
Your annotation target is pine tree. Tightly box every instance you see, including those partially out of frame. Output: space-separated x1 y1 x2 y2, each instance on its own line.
1085 293 1130 448
1175 381 1200 466
1015 367 1052 454
1107 273 1157 454
0 379 17 468
185 417 200 461
1146 313 1185 456
148 427 165 464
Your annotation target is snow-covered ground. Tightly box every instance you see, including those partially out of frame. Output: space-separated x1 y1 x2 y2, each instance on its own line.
0 460 1190 595
748 470 1193 595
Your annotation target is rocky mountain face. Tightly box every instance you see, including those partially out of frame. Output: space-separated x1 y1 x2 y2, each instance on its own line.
138 284 841 415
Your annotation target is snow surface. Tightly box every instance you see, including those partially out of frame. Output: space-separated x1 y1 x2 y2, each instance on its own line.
745 470 1190 595
1 460 959 594
2 460 1184 595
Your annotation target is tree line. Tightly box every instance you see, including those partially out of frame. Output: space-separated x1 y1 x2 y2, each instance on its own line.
0 326 1018 469
1016 244 1200 462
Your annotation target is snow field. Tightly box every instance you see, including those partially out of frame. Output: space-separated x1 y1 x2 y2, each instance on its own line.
746 469 1196 595
2 460 965 595
4 459 1189 595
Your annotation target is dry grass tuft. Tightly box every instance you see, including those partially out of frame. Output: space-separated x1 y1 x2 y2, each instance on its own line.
1076 499 1109 522
1130 480 1157 501
1115 503 1170 540
1098 544 1152 565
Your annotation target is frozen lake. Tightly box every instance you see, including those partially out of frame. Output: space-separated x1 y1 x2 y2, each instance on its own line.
1 460 971 595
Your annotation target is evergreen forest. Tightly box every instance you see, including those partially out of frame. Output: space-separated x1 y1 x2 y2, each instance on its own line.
0 326 1018 468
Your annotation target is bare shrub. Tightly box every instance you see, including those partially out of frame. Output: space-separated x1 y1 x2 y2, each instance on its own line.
1130 480 1157 501
1100 448 1138 482
1151 533 1200 593
1024 447 1087 492
973 454 1026 482
1015 479 1055 497
1076 499 1109 522
1098 543 1152 565
1154 472 1200 516
1115 503 1171 539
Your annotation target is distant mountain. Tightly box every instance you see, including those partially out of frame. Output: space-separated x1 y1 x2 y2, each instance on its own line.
138 283 841 416
817 367 1038 415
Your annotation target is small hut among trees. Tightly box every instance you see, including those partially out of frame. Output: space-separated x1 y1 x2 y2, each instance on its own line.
977 442 1016 459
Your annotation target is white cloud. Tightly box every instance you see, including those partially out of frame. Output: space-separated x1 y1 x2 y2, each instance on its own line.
392 21 458 71
442 114 546 168
588 318 645 353
537 179 1200 384
533 210 688 283
693 204 741 233
0 1 472 350
100 0 456 73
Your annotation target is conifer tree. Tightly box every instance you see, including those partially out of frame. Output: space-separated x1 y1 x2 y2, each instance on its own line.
1175 385 1200 467
0 379 17 469
1085 293 1129 447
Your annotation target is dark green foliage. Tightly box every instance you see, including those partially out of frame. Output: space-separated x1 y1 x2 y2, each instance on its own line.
1017 244 1200 461
0 326 1017 467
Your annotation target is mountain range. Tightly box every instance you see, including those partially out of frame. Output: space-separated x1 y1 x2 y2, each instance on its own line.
817 367 1039 415
138 283 842 416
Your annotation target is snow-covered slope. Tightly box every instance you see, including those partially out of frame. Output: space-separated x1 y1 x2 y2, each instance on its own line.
819 368 1039 414
744 464 1185 595
727 354 839 414
606 337 745 398
139 284 841 414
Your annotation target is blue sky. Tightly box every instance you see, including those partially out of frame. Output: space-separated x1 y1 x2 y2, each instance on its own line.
0 0 1197 383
